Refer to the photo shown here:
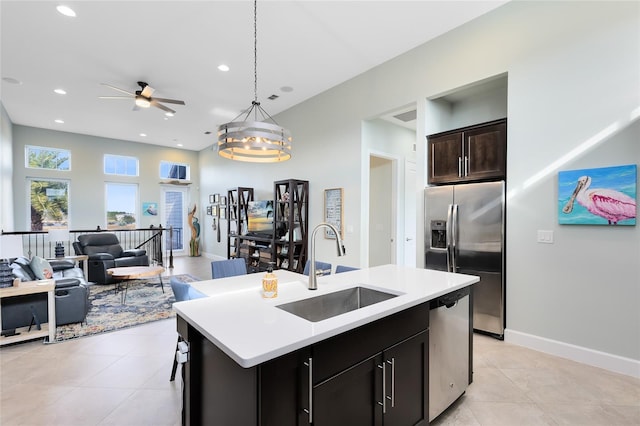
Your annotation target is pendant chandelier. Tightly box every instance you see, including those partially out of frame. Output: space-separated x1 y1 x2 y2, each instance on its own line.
217 0 292 163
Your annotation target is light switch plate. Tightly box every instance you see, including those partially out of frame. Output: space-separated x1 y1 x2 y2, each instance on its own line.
537 230 554 244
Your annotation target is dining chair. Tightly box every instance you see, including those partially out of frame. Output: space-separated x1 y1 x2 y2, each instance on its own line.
211 258 248 279
335 265 359 273
170 277 206 382
302 260 332 276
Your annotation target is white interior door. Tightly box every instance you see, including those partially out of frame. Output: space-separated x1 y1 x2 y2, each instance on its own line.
403 160 417 266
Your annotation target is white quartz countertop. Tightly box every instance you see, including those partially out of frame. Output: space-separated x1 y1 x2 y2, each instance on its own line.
174 264 479 368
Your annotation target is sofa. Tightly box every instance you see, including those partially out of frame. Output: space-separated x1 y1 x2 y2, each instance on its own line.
73 233 149 285
1 256 90 332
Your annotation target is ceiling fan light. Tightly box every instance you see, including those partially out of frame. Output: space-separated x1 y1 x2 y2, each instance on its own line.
135 96 151 108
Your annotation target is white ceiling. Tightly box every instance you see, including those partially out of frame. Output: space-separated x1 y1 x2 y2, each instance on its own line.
1 1 507 151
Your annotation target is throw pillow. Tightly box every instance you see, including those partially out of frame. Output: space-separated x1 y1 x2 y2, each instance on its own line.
12 257 37 281
30 256 53 280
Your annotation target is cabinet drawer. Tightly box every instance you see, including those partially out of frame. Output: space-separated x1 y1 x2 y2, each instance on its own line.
312 302 429 383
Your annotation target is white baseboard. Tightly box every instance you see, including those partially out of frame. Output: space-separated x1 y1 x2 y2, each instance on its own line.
504 329 640 378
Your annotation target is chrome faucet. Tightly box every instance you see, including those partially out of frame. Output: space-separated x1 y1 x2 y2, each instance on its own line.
308 222 346 290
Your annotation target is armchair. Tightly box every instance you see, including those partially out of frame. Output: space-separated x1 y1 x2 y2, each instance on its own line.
74 233 149 285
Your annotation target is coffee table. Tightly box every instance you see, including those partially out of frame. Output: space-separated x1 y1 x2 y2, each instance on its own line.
107 265 165 304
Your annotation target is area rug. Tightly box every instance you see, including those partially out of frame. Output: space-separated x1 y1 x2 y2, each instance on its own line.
54 274 200 342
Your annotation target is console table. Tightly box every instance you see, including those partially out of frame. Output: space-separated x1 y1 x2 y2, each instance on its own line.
0 279 56 346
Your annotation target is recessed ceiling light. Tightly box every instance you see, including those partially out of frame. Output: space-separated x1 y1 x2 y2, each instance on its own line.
54 88 67 95
165 112 174 117
280 86 293 93
54 119 64 124
218 64 230 72
2 77 22 85
56 5 76 17
177 143 183 147
140 133 147 137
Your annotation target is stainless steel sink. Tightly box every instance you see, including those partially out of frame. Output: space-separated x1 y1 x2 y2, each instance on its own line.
276 286 398 322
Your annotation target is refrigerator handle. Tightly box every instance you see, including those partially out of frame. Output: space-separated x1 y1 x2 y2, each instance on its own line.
446 204 453 272
451 204 459 273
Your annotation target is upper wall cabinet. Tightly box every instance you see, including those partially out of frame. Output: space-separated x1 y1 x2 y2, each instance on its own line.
427 118 506 184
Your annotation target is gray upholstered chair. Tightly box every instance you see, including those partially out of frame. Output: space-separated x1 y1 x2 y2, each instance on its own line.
335 265 359 273
169 277 206 381
303 260 332 276
211 258 247 279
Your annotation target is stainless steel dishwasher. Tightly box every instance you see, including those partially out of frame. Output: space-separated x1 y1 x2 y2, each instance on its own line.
429 286 471 422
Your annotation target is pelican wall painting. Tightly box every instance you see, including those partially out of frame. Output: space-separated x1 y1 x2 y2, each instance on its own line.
559 164 637 225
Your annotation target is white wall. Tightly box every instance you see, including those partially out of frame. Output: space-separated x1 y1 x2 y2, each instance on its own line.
199 1 639 368
0 103 14 231
11 125 200 231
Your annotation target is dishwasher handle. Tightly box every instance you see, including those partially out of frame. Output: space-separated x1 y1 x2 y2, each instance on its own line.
430 286 471 309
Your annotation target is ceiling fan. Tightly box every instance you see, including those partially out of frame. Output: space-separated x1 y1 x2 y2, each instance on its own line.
99 81 185 114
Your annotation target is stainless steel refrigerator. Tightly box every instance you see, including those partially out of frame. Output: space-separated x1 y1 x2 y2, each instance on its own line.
424 181 505 338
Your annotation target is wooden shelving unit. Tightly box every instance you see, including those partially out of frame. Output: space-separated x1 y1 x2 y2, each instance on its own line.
226 187 255 268
273 179 309 274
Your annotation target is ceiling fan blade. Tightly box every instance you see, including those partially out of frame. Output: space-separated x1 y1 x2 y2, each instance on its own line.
150 100 176 114
101 83 135 96
152 97 185 105
99 96 133 100
140 85 155 98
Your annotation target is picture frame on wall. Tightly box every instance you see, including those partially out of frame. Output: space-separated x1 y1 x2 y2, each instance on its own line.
209 194 215 204
558 164 636 226
211 205 218 217
324 188 344 239
206 206 213 216
213 193 220 204
219 206 227 220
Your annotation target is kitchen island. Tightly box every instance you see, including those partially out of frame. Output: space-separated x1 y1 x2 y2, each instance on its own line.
174 264 479 425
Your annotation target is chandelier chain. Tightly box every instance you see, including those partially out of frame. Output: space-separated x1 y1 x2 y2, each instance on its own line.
253 0 258 105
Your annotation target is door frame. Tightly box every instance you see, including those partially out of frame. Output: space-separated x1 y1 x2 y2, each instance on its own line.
365 150 400 267
160 185 190 256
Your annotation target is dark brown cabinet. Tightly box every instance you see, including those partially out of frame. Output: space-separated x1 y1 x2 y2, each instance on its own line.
313 331 428 426
177 301 429 426
427 119 506 184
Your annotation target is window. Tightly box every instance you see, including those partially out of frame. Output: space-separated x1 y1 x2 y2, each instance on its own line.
26 146 70 170
160 161 190 180
104 154 138 176
29 179 69 231
105 183 138 230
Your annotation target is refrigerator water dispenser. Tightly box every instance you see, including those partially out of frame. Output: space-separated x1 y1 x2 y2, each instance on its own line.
430 220 447 249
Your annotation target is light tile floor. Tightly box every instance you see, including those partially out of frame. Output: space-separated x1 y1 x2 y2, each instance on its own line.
1 256 639 425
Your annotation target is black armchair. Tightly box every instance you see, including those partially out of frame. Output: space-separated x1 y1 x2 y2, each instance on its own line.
74 233 149 284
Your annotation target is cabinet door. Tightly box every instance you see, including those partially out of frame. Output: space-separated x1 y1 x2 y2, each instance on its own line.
313 355 383 426
383 330 429 426
464 121 506 180
259 348 311 426
428 132 463 184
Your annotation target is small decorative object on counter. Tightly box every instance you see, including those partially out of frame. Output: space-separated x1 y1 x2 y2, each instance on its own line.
262 262 278 299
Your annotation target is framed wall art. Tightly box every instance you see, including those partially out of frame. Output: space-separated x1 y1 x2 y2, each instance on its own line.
559 164 636 225
324 188 344 239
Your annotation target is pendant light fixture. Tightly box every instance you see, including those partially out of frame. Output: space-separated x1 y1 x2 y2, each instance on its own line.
217 0 292 163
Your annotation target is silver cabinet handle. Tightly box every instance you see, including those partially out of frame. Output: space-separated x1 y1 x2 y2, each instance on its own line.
464 155 469 176
303 357 313 423
457 156 462 177
387 358 395 408
377 363 387 413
